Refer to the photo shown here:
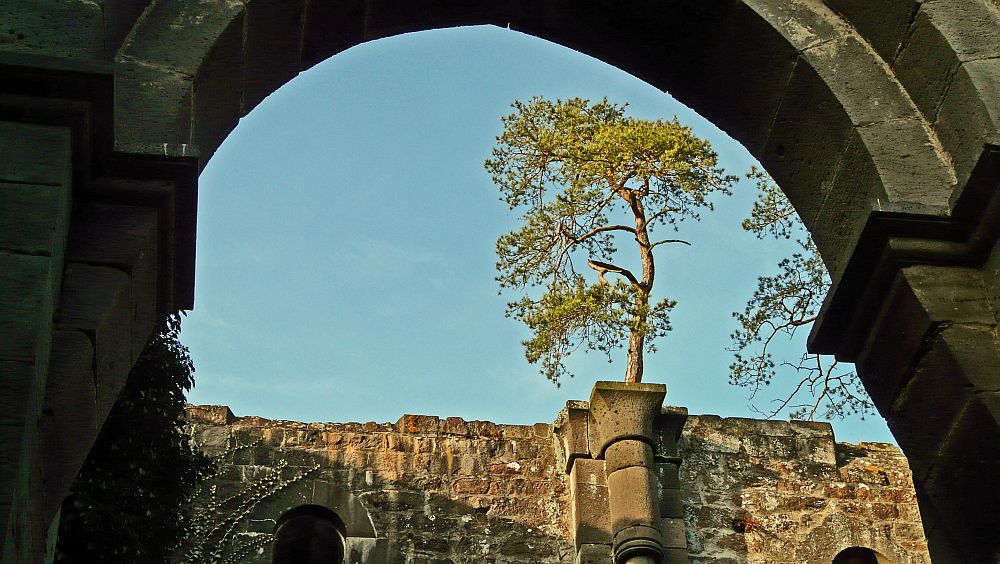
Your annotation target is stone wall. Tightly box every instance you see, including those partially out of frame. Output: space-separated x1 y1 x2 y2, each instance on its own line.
181 405 929 563
678 416 928 563
182 405 572 563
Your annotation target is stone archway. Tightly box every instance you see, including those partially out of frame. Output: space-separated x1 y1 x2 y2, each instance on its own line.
1 1 997 562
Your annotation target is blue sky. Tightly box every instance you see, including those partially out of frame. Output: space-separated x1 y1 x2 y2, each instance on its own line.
182 25 895 445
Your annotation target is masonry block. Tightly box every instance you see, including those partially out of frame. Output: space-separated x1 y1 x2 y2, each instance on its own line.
0 121 70 185
823 0 921 63
892 7 959 121
933 57 1000 187
588 382 665 457
56 263 133 422
653 407 687 460
0 183 70 257
114 61 193 151
554 400 590 473
855 117 955 210
39 330 96 523
0 0 103 61
675 1 799 155
242 0 306 115
396 414 439 435
605 441 653 474
918 397 1000 561
0 255 53 362
118 0 244 76
192 12 245 165
575 543 611 564
756 60 855 267
804 34 916 128
661 517 687 550
607 466 660 535
65 203 159 359
570 457 611 546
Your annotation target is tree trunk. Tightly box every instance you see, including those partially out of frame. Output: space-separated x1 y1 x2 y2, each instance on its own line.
626 330 644 383
624 189 654 385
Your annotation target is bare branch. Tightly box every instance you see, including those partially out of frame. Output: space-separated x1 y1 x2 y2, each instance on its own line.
649 238 692 249
587 259 639 287
571 224 636 244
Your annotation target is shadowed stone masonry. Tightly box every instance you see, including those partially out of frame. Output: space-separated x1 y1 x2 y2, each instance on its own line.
1 1 998 561
182 404 930 564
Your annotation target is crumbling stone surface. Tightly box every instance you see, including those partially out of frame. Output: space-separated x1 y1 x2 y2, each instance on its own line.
679 416 930 563
184 409 572 563
182 407 929 563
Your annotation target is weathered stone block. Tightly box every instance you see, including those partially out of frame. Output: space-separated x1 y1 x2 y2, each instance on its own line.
192 12 245 164
0 0 103 60
933 57 1000 187
114 61 193 149
918 1 1000 62
607 466 660 533
119 0 244 76
0 121 71 192
241 0 306 115
756 60 855 266
653 406 687 460
0 255 53 362
440 416 468 436
56 263 133 421
575 542 611 564
570 457 610 546
0 183 70 257
823 0 921 63
918 398 1000 561
588 381 665 457
660 488 684 520
39 330 96 522
605 440 653 474
803 34 915 127
397 414 440 435
661 516 687 550
187 404 236 426
66 203 159 358
555 401 590 472
853 117 954 211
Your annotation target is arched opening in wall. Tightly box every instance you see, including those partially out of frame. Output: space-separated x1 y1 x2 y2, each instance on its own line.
181 25 892 443
832 546 889 564
273 504 347 564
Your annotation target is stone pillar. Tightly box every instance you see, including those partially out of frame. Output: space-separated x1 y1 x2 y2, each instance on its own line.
0 120 74 564
556 382 689 564
0 53 199 563
810 149 1000 562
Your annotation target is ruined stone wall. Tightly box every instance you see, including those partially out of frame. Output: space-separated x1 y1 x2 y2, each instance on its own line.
182 405 572 563
181 405 929 564
678 416 929 563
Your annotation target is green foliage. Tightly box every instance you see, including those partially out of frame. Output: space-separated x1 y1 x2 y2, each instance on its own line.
488 96 735 383
55 314 215 562
730 172 873 420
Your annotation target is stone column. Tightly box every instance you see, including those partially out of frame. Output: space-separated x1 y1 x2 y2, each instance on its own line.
0 53 199 563
556 382 689 564
810 149 1000 562
589 382 666 563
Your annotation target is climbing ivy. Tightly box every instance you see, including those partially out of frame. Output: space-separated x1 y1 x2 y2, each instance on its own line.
181 438 320 563
54 313 215 562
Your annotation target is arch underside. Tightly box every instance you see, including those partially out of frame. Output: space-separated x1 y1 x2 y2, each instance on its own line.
111 0 980 276
1 0 998 562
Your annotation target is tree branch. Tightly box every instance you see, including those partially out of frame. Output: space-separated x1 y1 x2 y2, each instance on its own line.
571 224 636 244
587 259 639 287
649 238 691 249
